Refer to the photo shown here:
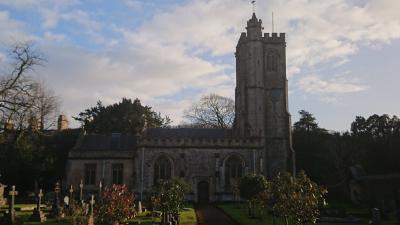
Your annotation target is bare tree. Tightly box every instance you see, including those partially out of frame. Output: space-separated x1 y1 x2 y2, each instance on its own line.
31 81 60 131
0 42 45 131
184 93 235 128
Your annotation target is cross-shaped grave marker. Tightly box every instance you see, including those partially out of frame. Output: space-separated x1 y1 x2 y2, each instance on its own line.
69 185 74 199
8 185 18 223
90 195 95 216
51 182 62 219
98 181 102 194
79 179 83 202
29 188 46 222
37 189 43 210
87 195 96 225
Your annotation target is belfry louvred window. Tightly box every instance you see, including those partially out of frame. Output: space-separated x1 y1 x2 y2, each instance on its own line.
267 51 279 72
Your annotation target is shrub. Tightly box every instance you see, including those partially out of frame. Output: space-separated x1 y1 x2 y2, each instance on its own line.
70 201 88 225
267 171 327 225
152 178 191 214
239 175 268 218
95 184 136 224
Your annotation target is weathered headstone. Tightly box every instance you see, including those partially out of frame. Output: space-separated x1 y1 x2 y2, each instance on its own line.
98 181 102 204
138 201 142 214
79 179 84 203
51 182 63 219
98 181 102 195
0 183 7 207
29 189 46 222
69 185 74 199
88 195 95 225
7 185 18 224
64 196 69 206
371 208 381 225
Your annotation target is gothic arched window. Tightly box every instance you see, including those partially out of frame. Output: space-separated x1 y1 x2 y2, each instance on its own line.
225 155 244 186
154 155 172 183
267 51 279 72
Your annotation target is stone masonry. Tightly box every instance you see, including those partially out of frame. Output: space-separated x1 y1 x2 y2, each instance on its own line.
64 13 293 202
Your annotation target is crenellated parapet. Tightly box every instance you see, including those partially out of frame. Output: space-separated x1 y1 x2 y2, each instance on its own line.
263 33 285 42
138 137 263 149
236 32 285 50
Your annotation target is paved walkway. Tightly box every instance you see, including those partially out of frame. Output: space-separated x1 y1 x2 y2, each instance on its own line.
195 204 239 225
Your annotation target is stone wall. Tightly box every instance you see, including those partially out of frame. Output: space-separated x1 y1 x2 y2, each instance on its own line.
65 150 136 191
136 145 264 202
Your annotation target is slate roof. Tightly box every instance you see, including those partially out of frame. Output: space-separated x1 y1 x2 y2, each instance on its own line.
75 133 138 151
143 128 232 139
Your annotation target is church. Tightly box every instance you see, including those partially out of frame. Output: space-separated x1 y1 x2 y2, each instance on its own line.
64 13 294 203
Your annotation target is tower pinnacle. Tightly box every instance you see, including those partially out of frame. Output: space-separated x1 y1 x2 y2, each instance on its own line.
246 13 263 39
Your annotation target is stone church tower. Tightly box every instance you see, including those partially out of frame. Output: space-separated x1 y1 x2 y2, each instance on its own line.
65 13 294 202
234 13 293 177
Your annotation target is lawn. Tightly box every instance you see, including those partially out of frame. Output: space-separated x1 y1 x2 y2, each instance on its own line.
0 204 197 225
218 203 398 225
128 207 197 225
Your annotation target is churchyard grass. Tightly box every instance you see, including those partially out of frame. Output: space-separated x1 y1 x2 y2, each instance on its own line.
128 205 197 225
179 207 197 225
218 203 398 225
1 203 197 225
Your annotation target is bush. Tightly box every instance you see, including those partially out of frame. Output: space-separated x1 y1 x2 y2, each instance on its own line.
95 184 136 224
152 178 191 214
70 201 88 225
239 175 268 218
267 171 327 225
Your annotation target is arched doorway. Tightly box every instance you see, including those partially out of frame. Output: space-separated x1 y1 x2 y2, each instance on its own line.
197 181 209 204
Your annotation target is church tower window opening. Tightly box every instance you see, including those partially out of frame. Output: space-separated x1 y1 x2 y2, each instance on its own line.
267 51 279 72
154 155 172 183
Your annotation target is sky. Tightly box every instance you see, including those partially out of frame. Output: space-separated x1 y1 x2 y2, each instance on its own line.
0 0 399 132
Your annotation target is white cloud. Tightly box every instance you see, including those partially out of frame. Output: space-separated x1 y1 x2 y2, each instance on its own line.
44 31 65 41
61 10 101 32
36 38 230 125
0 11 32 44
298 75 368 94
2 0 400 126
123 0 143 10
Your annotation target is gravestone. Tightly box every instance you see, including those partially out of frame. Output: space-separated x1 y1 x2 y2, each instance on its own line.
51 182 63 219
29 189 46 222
138 201 142 214
79 179 83 203
371 208 381 225
69 185 74 199
64 196 69 207
98 181 102 196
88 195 95 225
7 185 18 224
0 183 6 207
98 181 103 204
